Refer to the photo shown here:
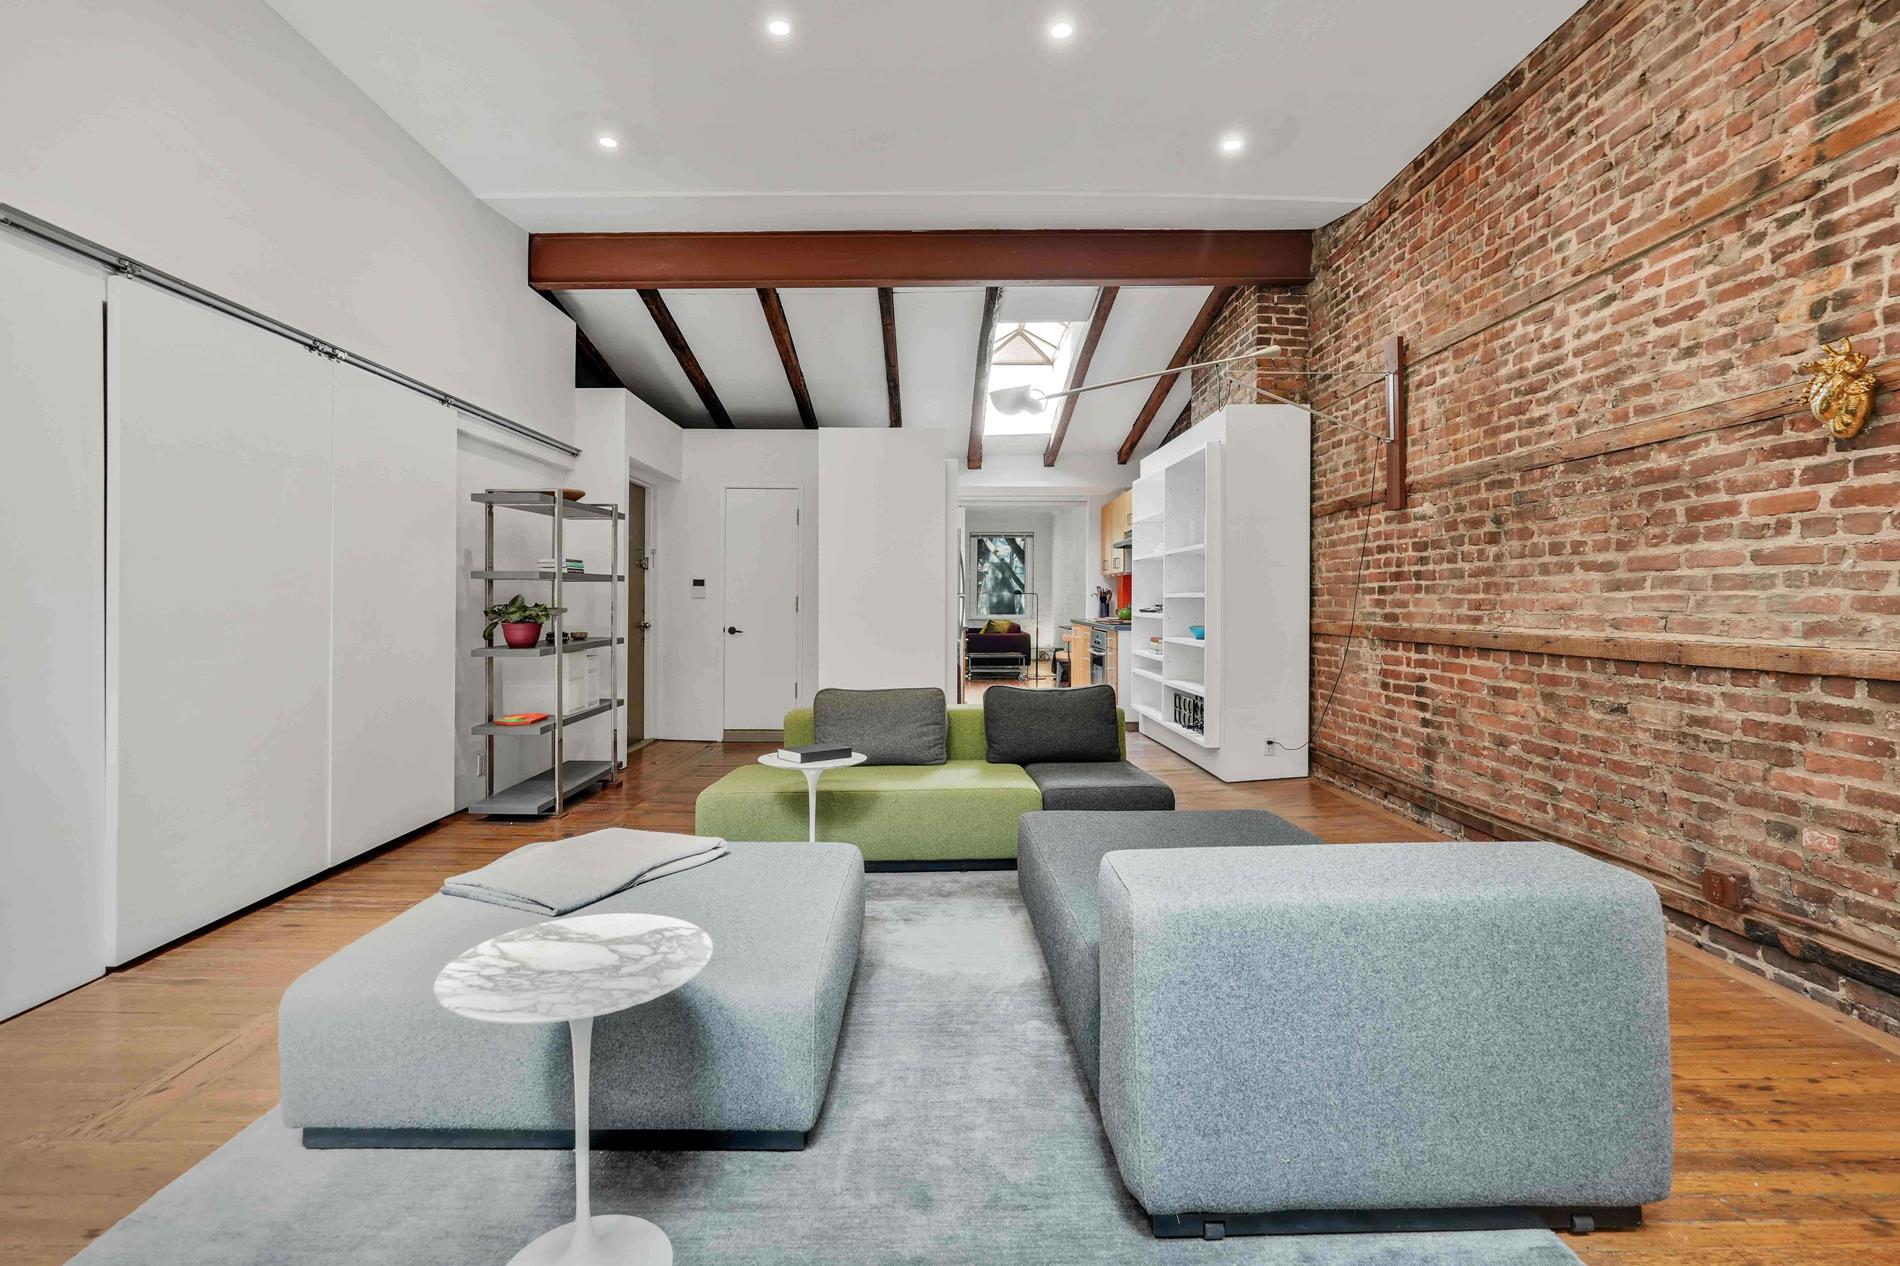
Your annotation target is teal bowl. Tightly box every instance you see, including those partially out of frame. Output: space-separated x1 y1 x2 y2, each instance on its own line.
1189 625 1205 639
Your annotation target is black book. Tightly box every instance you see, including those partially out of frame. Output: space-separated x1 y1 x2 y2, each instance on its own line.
779 743 853 764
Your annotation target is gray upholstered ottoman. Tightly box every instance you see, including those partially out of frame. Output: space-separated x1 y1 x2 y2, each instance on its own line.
280 840 862 1149
1017 810 1317 1089
1098 842 1673 1236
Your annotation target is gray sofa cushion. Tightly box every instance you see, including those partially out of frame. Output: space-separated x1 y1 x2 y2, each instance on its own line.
1025 762 1175 812
1097 842 1673 1216
984 683 1120 764
812 686 947 766
1016 810 1315 1089
280 840 864 1135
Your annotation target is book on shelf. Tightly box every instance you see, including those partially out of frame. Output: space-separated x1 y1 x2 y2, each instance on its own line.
536 558 586 572
492 712 551 726
777 743 853 764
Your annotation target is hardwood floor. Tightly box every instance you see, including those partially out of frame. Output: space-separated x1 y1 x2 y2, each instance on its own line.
3 735 1898 1265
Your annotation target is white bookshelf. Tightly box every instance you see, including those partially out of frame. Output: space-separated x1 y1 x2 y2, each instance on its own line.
1129 404 1311 781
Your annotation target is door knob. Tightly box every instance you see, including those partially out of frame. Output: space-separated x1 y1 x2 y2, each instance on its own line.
638 621 652 630
726 626 743 635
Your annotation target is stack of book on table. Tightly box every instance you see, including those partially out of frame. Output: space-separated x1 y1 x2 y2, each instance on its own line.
776 743 853 763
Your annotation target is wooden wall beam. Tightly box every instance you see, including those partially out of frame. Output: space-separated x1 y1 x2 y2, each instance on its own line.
1117 286 1236 464
757 288 817 429
1382 335 1407 511
531 230 1312 289
966 286 1002 470
637 289 732 429
1042 286 1118 467
878 287 902 427
1311 621 1900 683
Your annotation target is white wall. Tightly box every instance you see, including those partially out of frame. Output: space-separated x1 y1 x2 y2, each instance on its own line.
817 429 950 692
649 432 821 740
0 0 573 438
0 234 106 1016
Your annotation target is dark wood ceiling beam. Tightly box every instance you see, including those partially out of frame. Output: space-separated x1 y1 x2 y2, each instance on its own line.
1116 286 1236 464
966 286 1003 470
1041 286 1118 468
638 289 733 428
532 230 1311 289
878 287 902 427
757 288 817 429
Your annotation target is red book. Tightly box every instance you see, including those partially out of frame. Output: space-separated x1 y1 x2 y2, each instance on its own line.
493 712 550 726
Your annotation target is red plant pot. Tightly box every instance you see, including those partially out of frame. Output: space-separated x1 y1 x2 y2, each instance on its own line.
501 621 544 648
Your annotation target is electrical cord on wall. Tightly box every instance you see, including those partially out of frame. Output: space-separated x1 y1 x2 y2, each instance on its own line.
1270 429 1384 754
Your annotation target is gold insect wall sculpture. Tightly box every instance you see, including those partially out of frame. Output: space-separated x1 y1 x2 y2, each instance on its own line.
1797 337 1878 440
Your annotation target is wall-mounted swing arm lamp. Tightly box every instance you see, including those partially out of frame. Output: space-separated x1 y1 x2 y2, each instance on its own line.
988 345 1398 442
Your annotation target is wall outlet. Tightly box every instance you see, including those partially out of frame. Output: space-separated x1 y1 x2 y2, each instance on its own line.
474 749 486 776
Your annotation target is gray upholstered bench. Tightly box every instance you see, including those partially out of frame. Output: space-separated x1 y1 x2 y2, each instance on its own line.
1106 842 1672 1236
280 840 863 1150
1018 810 1315 1088
1021 815 1674 1239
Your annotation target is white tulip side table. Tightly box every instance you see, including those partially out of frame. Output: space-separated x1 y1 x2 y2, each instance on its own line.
435 912 714 1265
755 750 868 842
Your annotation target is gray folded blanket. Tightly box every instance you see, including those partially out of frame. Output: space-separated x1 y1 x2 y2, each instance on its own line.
441 827 729 915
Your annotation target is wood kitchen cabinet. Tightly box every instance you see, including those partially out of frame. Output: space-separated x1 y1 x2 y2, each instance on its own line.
1100 488 1135 575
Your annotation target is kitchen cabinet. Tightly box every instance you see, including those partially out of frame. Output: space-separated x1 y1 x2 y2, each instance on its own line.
1100 489 1135 576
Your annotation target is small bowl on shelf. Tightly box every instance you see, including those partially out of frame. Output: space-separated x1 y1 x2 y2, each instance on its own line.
1189 625 1205 640
559 488 586 501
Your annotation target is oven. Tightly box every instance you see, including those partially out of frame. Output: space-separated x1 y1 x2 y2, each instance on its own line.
1089 625 1108 686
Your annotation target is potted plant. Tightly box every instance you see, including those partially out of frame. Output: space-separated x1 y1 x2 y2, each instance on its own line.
482 594 557 648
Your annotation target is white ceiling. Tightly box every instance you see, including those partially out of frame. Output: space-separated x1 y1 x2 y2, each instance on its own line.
265 0 1585 233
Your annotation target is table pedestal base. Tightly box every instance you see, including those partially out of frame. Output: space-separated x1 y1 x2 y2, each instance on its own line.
507 1214 672 1266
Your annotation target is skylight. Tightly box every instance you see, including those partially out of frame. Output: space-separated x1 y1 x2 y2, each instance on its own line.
984 321 1073 435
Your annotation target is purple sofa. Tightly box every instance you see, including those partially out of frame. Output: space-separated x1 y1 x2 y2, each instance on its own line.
965 621 1031 673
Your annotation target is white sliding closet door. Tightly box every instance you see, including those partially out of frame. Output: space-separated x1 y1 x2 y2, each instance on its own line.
108 280 334 963
330 369 455 862
0 235 107 1017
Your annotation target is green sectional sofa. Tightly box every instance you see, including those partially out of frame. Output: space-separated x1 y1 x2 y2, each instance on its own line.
694 703 1126 866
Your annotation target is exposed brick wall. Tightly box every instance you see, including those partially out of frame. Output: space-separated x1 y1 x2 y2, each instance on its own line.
1235 0 1900 1031
1179 287 1310 436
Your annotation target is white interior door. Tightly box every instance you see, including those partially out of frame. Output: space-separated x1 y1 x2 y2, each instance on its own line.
108 279 334 963
0 234 107 1018
722 487 801 731
329 367 456 863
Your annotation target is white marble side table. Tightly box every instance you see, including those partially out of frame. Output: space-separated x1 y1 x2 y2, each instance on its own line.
435 912 714 1266
755 750 868 842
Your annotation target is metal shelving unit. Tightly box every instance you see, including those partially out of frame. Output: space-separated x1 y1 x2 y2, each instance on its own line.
469 489 625 816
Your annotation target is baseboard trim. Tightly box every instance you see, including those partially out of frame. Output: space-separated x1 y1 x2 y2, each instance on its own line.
301 1127 806 1151
864 858 1017 873
1151 1205 1642 1240
722 729 783 744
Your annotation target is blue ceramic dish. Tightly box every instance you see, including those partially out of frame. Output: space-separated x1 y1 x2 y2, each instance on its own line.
1189 625 1205 639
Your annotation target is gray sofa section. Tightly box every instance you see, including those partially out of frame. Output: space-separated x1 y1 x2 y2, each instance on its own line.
280 840 863 1145
1024 762 1174 812
1097 842 1674 1219
1017 810 1316 1089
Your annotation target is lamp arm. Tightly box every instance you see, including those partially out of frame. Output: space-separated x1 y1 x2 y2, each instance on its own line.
1036 345 1387 404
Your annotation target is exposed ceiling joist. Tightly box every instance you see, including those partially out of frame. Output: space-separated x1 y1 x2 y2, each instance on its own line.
531 230 1311 289
1042 286 1118 468
966 286 1003 470
878 287 902 427
638 288 733 429
1117 286 1236 464
757 288 817 428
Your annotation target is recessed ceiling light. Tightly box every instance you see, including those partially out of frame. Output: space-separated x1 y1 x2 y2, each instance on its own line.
1217 132 1246 156
1048 20 1075 39
766 17 793 37
596 134 620 150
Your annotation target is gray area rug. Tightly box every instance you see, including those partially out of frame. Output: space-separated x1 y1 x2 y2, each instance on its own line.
71 873 1581 1265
